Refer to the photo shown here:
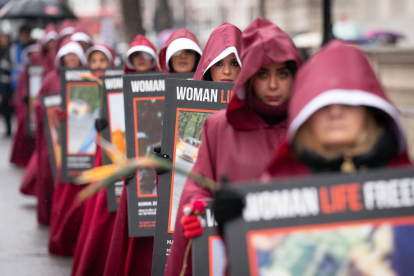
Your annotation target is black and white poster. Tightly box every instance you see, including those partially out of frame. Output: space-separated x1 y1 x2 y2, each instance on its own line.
100 74 124 211
151 79 232 275
40 94 62 181
60 68 123 182
124 73 193 237
192 200 226 276
26 65 43 137
224 167 414 276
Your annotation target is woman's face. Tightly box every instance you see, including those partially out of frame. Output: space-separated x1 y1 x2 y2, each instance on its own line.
307 105 368 150
209 53 241 83
171 49 196 73
46 39 57 51
252 62 293 106
89 51 109 69
131 51 153 72
63 53 81 68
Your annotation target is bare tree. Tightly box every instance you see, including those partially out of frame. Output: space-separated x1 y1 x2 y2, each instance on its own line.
154 0 172 33
259 0 265 18
121 0 145 42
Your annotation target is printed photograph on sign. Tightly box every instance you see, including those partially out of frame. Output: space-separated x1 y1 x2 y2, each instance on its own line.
135 98 164 196
210 237 226 276
67 84 100 154
169 109 213 231
108 93 126 158
28 66 43 134
47 106 62 168
247 219 414 276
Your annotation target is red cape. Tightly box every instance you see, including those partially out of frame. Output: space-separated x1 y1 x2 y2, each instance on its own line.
102 186 154 276
166 18 302 276
10 70 35 168
264 39 413 276
10 53 44 168
158 29 201 74
193 23 242 81
71 145 117 275
33 70 61 224
124 35 159 73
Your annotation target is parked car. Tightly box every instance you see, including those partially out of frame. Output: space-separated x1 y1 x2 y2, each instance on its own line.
176 136 200 163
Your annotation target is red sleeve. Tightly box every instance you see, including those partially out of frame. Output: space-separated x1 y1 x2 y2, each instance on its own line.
165 117 216 276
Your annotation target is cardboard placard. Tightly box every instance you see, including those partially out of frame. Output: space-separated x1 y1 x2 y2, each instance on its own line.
60 68 123 182
26 65 44 137
100 74 124 211
152 79 232 275
124 73 193 237
224 167 414 276
40 94 62 181
192 200 226 276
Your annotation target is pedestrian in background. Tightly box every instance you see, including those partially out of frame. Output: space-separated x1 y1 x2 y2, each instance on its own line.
0 33 12 137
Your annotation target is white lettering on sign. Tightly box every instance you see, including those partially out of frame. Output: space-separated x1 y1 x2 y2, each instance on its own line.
205 208 218 227
65 70 91 81
131 80 165 92
243 188 320 222
104 78 123 90
363 177 414 210
44 95 62 107
176 87 218 102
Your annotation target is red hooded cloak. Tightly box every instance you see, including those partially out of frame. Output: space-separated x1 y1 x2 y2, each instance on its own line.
103 36 159 276
48 39 90 255
33 38 86 226
124 34 158 73
71 45 118 275
165 18 302 276
42 23 58 76
193 22 242 81
10 46 42 168
264 40 412 276
158 29 202 74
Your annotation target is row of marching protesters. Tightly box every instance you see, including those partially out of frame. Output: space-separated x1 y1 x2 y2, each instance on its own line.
167 19 414 276
10 15 414 276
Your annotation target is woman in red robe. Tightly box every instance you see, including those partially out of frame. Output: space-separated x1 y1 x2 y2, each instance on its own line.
159 28 202 74
261 40 411 276
34 38 86 226
102 35 160 276
71 44 118 275
165 18 302 276
10 44 42 169
17 24 57 197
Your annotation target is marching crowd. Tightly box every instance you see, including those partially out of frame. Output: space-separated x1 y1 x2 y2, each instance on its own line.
8 16 413 276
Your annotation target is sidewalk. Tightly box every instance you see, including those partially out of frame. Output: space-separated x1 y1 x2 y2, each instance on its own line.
0 130 72 275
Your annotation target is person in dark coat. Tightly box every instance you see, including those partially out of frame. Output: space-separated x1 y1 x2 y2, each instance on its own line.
165 18 302 276
0 33 12 137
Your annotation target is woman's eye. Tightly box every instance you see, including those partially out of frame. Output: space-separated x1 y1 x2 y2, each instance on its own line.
231 61 239 67
257 71 267 78
214 61 223 66
278 71 289 78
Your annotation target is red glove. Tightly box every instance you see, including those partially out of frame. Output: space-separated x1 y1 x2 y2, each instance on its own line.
55 107 67 121
180 199 207 239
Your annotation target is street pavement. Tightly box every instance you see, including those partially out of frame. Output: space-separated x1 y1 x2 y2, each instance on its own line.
0 122 73 275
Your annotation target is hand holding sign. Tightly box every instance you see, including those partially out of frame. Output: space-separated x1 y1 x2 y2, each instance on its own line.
181 199 207 239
